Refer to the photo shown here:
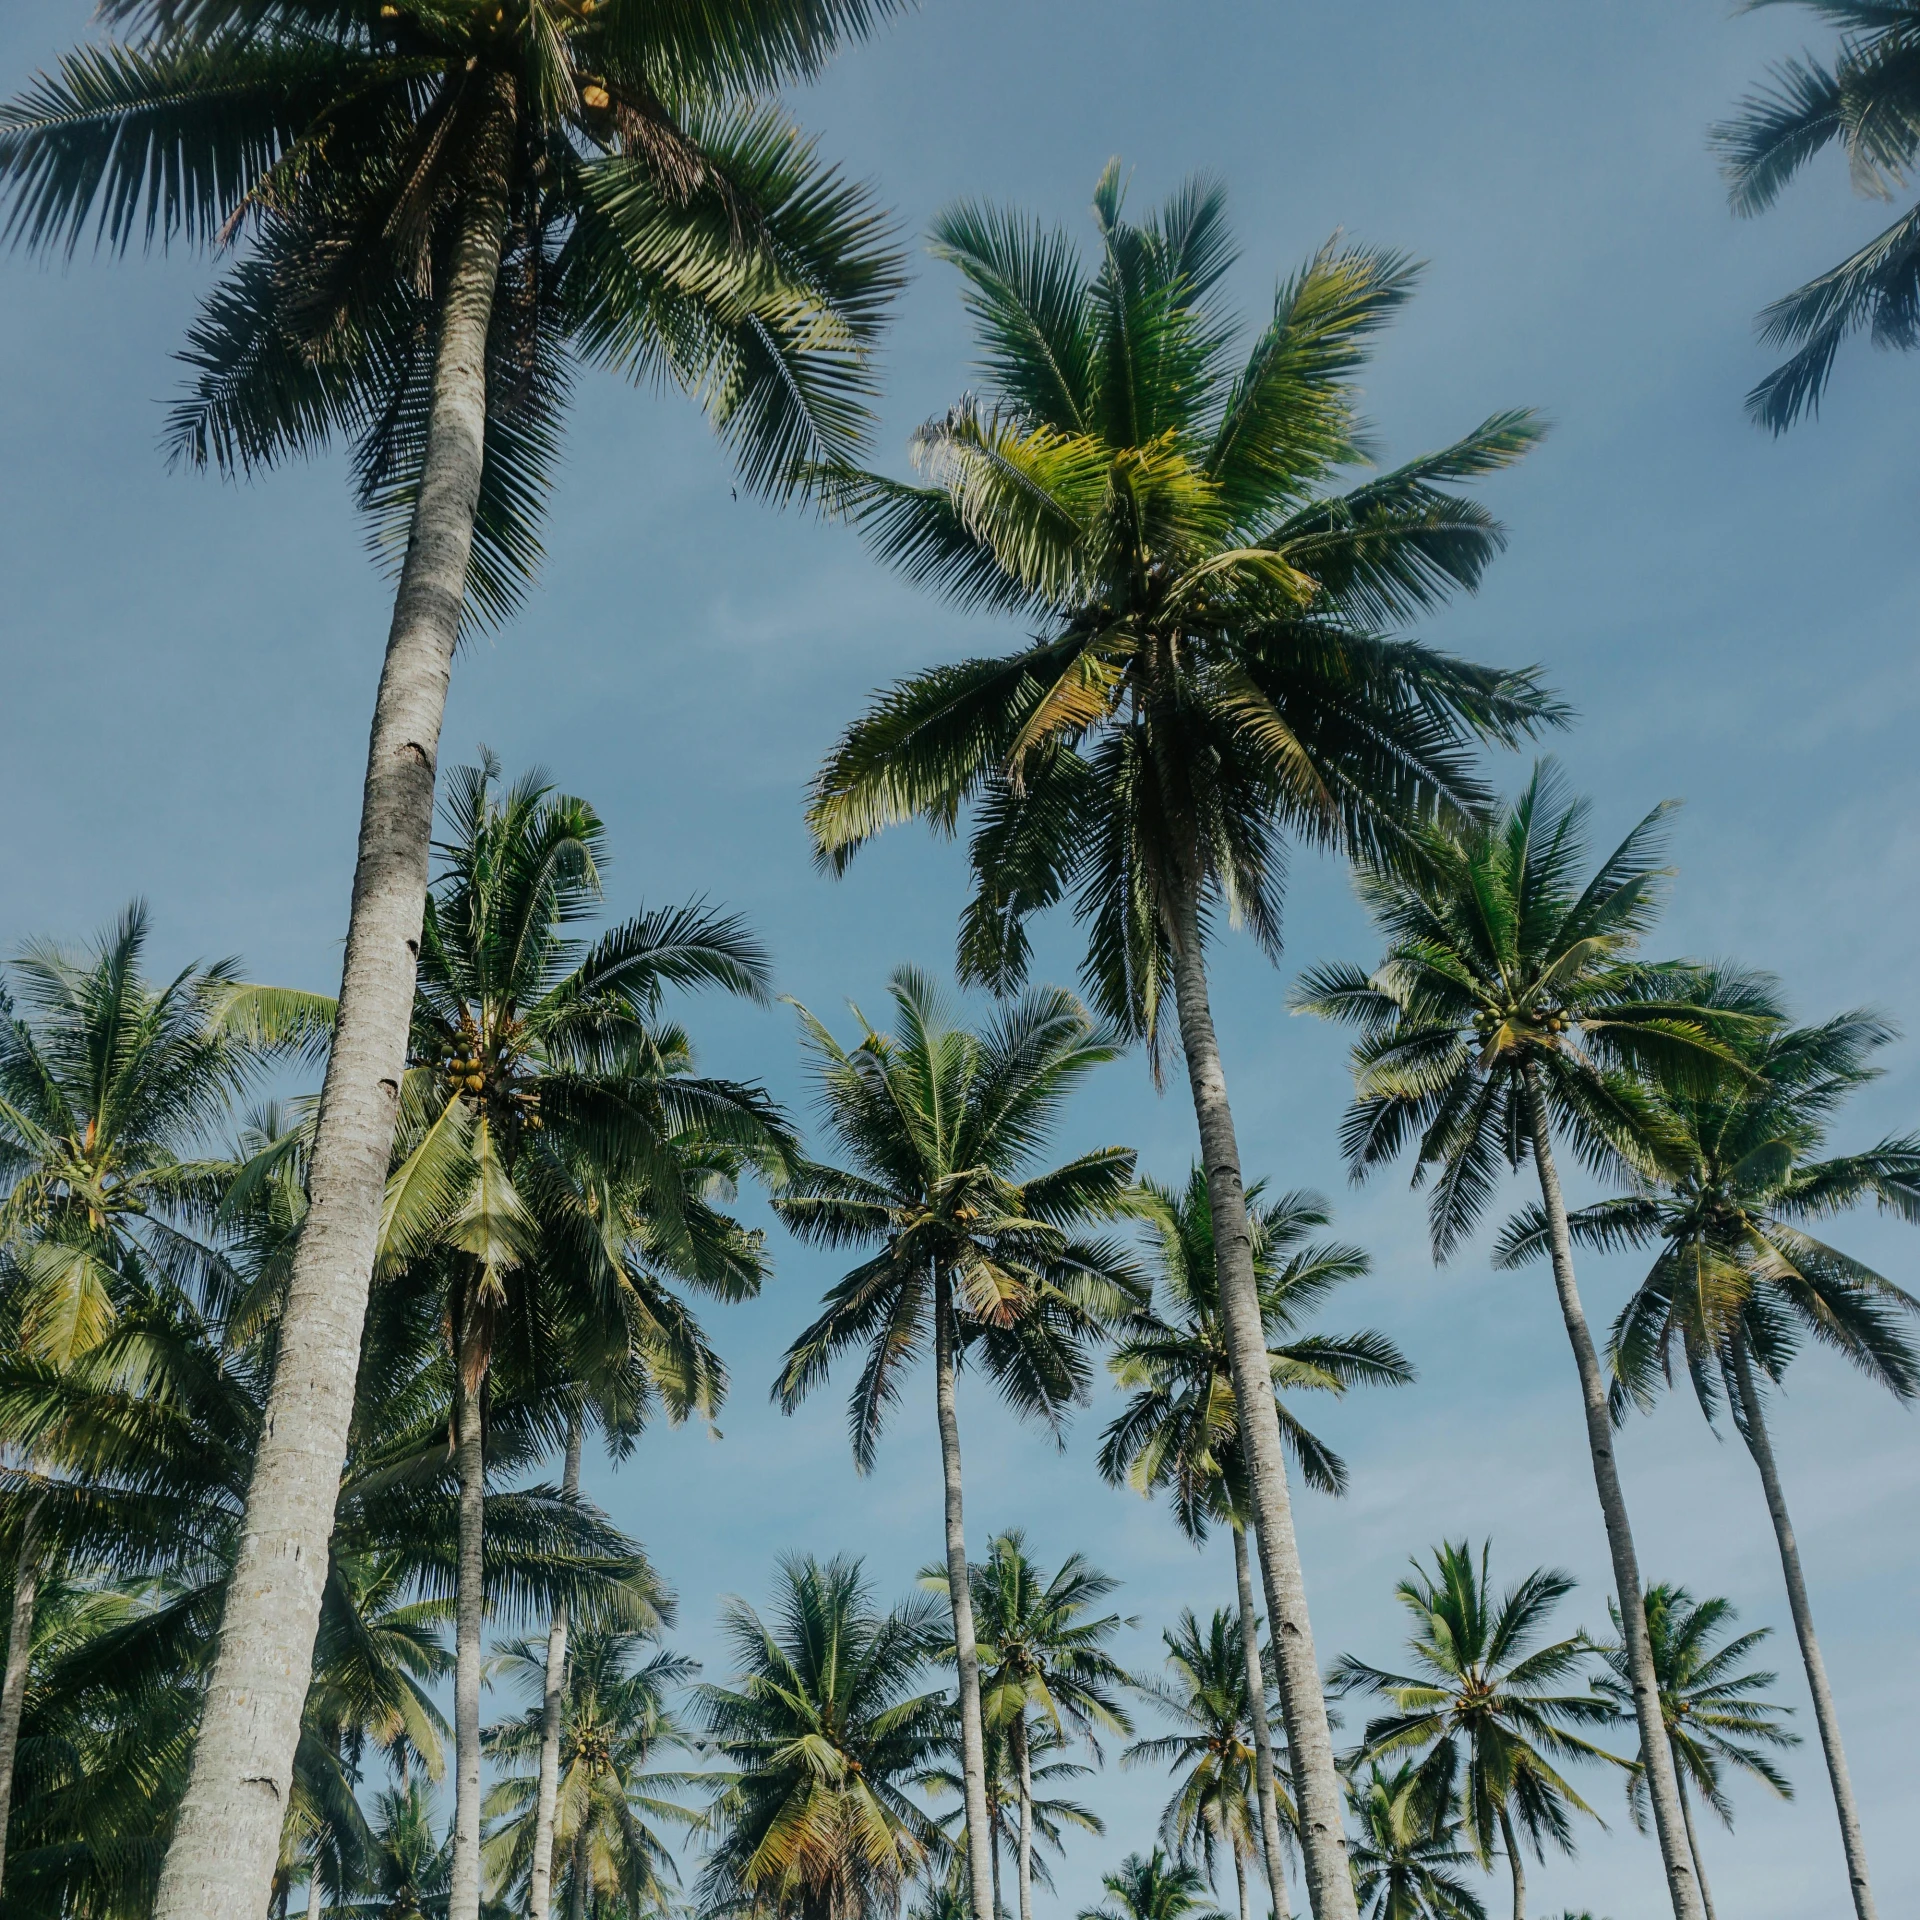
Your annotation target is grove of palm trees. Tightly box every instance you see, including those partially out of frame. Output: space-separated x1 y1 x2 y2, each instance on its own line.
0 4 1914 1920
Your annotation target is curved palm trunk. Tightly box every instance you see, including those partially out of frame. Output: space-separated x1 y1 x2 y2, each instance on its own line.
1726 1332 1876 1920
1495 1804 1525 1920
450 1320 490 1920
1232 1524 1292 1920
152 78 516 1920
1233 1846 1250 1920
934 1274 998 1920
1164 889 1353 1920
0 1495 45 1894
1517 1067 1703 1920
1011 1713 1034 1920
528 1415 584 1920
1674 1776 1716 1920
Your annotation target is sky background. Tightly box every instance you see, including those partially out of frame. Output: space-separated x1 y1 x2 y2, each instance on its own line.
3 2 1918 1916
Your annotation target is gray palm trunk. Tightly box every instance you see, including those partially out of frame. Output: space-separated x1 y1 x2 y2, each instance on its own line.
1164 889 1354 1920
451 1316 490 1920
0 1495 46 1894
1495 1803 1524 1920
1725 1332 1876 1920
1232 1523 1292 1920
1517 1066 1704 1920
528 1415 585 1920
1673 1775 1717 1920
151 78 516 1920
1012 1713 1034 1920
934 1271 998 1920
1232 1842 1250 1920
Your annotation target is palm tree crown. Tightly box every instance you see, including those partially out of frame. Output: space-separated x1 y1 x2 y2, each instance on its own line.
1346 1762 1488 1920
1077 1850 1226 1920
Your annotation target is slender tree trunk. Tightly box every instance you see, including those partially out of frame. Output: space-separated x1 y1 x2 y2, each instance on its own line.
1233 1524 1292 1920
1674 1775 1716 1920
450 1318 490 1920
1517 1065 1703 1920
1163 887 1354 1920
565 1825 587 1920
1012 1713 1033 1920
991 1821 1003 1920
151 76 516 1920
1727 1332 1877 1920
934 1274 998 1920
1234 1847 1250 1920
1496 1804 1525 1920
528 1415 583 1920
0 1495 45 1894
308 1861 325 1920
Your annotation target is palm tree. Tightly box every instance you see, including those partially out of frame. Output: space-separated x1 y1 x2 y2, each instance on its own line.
338 1781 451 1919
1126 1608 1270 1920
1295 765 1749 1920
694 1554 949 1920
1346 1764 1487 1920
925 1532 1132 1920
1591 1587 1798 1920
1329 1544 1623 1920
1077 1850 1226 1920
804 167 1561 1920
772 968 1141 1920
1100 1170 1413 1920
1496 991 1917 1920
485 1626 699 1919
0 6 899 1901
1713 2 1920 428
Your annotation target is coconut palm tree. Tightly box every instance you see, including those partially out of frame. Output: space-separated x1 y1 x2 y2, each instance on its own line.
1330 1544 1624 1920
1100 1171 1412 1919
1713 2 1920 428
1127 1608 1273 1920
773 969 1141 1920
1495 990 1917 1920
1295 765 1750 1920
694 1554 949 1920
805 167 1561 1920
0 8 899 1901
338 1780 452 1919
1077 1850 1227 1920
1346 1764 1487 1920
1591 1587 1798 1920
922 1532 1132 1920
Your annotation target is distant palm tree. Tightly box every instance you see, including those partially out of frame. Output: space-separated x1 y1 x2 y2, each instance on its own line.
695 1555 948 1920
1592 1586 1798 1920
1100 1170 1412 1918
338 1781 451 1919
1296 765 1746 1920
1346 1763 1487 1920
1127 1609 1268 1920
1497 986 1916 1920
805 163 1562 1920
0 8 899 1902
1078 1849 1227 1920
1331 1543 1623 1920
774 969 1140 1920
1714 2 1920 428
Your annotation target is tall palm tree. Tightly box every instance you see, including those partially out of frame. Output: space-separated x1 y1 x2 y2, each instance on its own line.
1126 1608 1268 1920
1591 1587 1798 1920
1713 1 1920 428
1100 1171 1412 1920
805 167 1561 1920
377 756 788 1920
1077 1850 1227 1920
773 968 1141 1920
338 1780 452 1920
1496 991 1917 1920
1329 1544 1623 1920
0 7 899 1902
485 1626 698 1919
925 1531 1133 1920
1346 1763 1488 1920
694 1554 949 1920
1295 765 1747 1920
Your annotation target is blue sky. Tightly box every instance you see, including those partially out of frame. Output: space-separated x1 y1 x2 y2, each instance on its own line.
3 2 1918 1916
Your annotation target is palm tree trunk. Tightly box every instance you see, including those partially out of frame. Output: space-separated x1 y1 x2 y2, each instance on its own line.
991 1821 1004 1920
0 1494 45 1895
934 1272 998 1920
1517 1065 1703 1920
1012 1713 1034 1920
1232 1524 1292 1920
1674 1775 1716 1920
450 1318 490 1920
1495 1804 1525 1920
1234 1846 1250 1920
1726 1330 1876 1920
565 1824 588 1920
150 73 517 1920
528 1415 584 1920
1163 885 1354 1920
